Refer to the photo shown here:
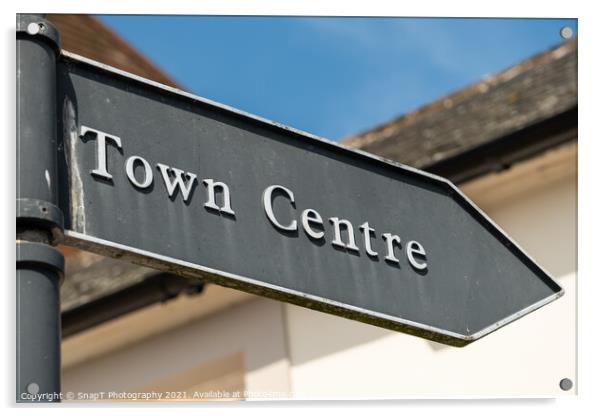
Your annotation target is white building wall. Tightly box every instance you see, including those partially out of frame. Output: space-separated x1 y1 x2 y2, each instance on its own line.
62 297 291 400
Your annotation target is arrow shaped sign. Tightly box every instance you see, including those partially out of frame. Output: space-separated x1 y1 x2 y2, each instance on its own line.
57 51 563 347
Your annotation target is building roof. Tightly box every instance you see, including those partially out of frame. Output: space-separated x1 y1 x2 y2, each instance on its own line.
344 39 577 180
47 14 180 88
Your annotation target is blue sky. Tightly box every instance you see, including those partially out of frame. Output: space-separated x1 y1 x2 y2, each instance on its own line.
98 16 577 141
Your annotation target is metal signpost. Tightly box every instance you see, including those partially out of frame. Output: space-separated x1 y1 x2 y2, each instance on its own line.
17 14 63 403
16 14 564 402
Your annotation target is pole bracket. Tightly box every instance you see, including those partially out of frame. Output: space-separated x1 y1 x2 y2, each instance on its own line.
16 13 63 401
17 198 64 243
16 241 65 284
16 14 60 53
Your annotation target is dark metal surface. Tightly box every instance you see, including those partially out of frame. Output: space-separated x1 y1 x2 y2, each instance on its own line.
17 19 60 209
16 241 65 277
16 243 62 402
17 198 64 241
56 51 563 347
16 14 63 402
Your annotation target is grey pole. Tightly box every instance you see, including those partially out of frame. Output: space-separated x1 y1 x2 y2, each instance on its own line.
16 14 64 403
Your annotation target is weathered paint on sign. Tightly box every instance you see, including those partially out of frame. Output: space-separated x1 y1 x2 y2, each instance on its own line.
57 51 563 347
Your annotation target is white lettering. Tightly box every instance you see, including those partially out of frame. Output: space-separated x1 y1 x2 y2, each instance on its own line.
406 240 428 270
382 233 402 263
157 163 197 202
203 179 235 215
80 125 122 180
263 185 297 232
329 217 359 252
302 208 324 240
125 155 153 189
359 221 378 257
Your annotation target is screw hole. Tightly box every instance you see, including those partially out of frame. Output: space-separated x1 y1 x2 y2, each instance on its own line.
559 378 573 391
26 22 41 35
27 382 39 394
560 26 573 40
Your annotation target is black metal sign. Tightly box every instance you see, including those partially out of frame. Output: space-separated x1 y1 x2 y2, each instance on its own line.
56 51 562 347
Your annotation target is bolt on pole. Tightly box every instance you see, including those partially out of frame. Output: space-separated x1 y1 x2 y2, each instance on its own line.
16 14 64 403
